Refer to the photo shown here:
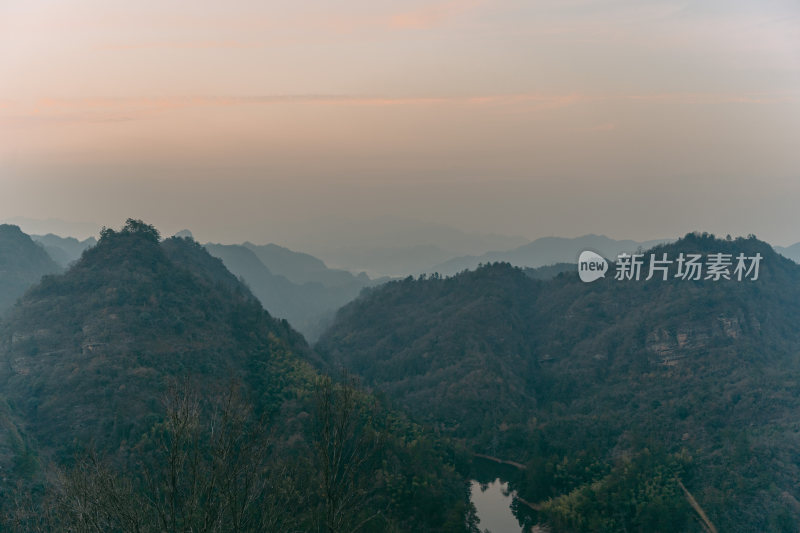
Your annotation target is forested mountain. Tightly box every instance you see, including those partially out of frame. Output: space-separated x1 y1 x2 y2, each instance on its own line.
205 243 376 340
0 225 61 314
431 234 670 275
0 220 474 532
318 233 800 532
319 265 539 439
30 233 97 267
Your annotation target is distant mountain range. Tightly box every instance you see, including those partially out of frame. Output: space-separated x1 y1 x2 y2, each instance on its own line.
774 242 800 263
8 224 800 347
1 216 100 240
0 225 61 314
30 233 97 267
203 242 381 340
284 216 529 277
12 213 800 276
430 234 672 275
241 242 370 287
1 226 377 341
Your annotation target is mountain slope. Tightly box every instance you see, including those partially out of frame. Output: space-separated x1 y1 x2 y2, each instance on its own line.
774 241 800 263
286 215 528 277
30 233 97 267
318 265 539 437
0 220 473 532
318 233 800 532
205 243 372 340
0 223 308 457
0 225 61 314
242 241 368 287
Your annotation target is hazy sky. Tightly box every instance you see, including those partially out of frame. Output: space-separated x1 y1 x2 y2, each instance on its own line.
1 0 799 245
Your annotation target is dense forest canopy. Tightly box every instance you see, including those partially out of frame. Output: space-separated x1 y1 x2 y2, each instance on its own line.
318 233 800 532
0 220 476 532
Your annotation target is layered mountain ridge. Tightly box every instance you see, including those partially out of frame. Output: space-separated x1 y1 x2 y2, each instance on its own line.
0 224 61 315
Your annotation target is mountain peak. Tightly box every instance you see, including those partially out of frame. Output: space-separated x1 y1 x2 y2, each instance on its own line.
99 218 161 243
0 219 307 457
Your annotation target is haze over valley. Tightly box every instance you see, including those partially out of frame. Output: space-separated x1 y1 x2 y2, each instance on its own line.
2 0 799 530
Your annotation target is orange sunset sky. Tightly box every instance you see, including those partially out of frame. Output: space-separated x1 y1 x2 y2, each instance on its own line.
1 0 799 245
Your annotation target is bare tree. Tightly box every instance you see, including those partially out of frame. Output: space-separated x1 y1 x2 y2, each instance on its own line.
311 374 384 533
6 452 146 533
140 378 302 533
7 378 302 533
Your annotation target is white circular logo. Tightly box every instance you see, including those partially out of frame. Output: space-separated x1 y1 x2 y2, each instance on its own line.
578 251 608 282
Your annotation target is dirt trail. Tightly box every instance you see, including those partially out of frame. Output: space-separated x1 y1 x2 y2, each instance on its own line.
677 479 718 533
474 453 527 470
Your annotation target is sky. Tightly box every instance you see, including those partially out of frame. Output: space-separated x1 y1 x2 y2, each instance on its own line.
1 0 799 246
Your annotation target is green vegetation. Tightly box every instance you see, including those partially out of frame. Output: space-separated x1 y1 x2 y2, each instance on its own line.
318 263 540 439
5 220 799 531
318 233 800 531
0 219 474 532
539 448 692 532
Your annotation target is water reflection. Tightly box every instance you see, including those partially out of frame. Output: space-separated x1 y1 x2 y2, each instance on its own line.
470 478 524 533
469 457 545 533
